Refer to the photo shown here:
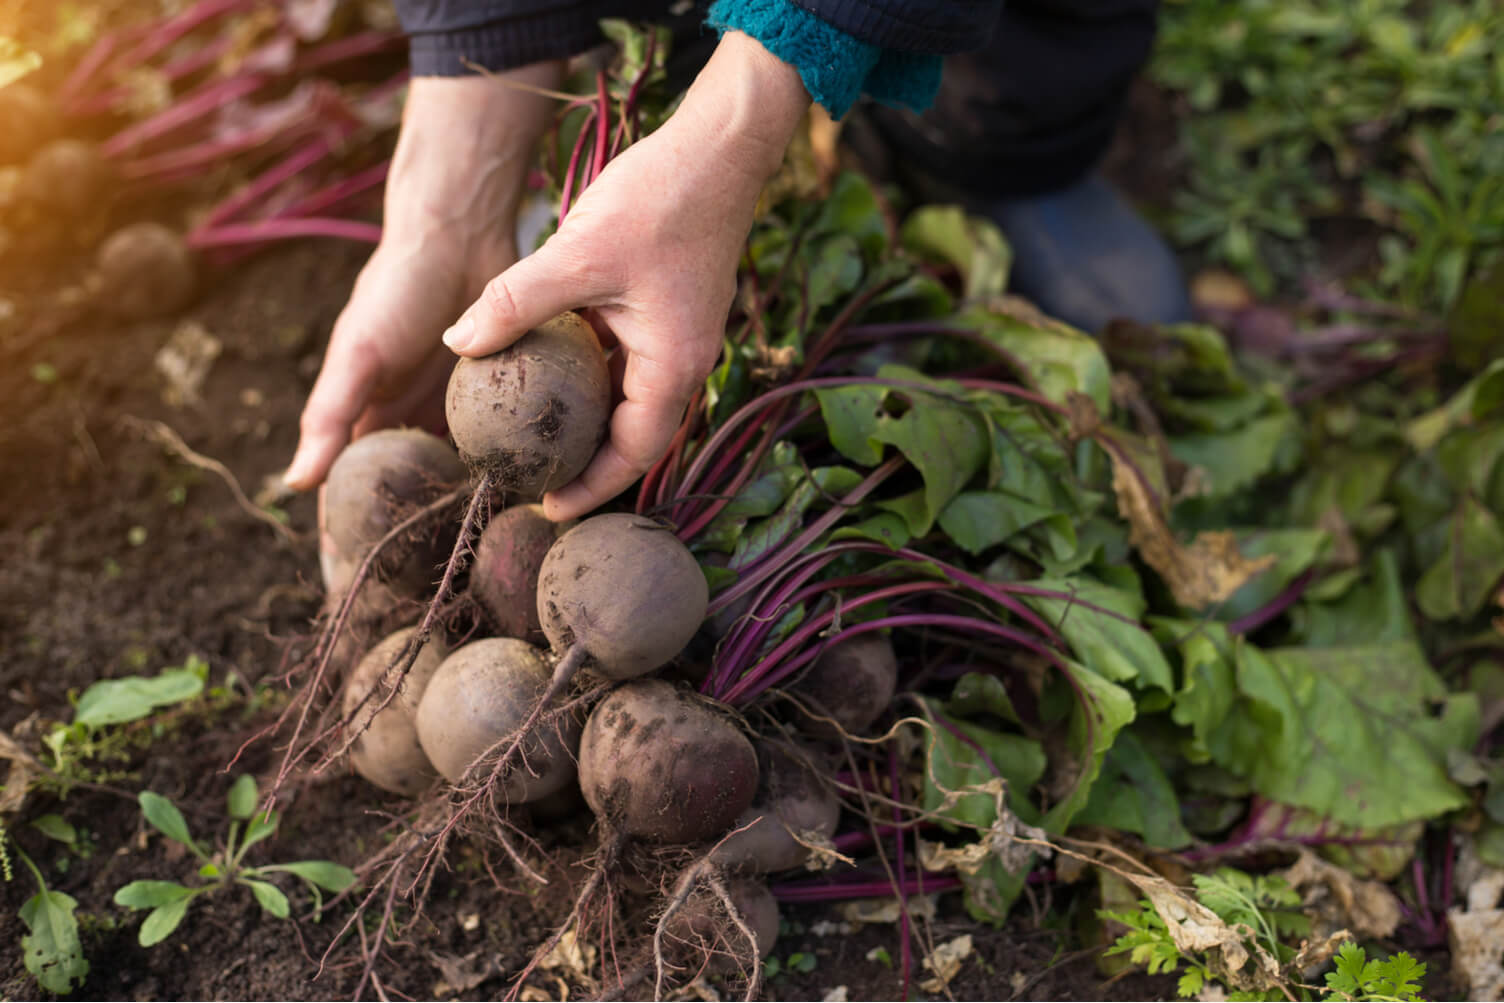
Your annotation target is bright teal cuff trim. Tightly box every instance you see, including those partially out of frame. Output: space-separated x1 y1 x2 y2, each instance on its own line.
705 0 941 119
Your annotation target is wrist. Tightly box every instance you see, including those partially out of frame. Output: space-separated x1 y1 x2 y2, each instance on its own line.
383 65 565 247
674 31 810 185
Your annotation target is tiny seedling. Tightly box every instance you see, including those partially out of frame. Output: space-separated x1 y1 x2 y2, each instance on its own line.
1323 942 1426 1002
2 822 89 994
113 775 355 947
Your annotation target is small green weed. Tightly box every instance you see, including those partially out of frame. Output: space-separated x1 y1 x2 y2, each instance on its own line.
113 775 355 947
1153 0 1504 308
1 822 89 995
1101 867 1426 1001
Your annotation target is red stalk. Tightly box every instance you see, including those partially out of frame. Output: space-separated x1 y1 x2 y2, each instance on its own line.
557 108 595 222
69 35 237 117
185 218 381 249
196 136 340 230
58 24 153 107
112 0 256 80
101 72 268 157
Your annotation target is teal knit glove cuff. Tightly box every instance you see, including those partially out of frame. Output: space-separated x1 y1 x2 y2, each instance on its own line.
705 0 942 119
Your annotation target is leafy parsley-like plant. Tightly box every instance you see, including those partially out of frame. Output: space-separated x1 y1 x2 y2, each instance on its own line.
113 776 354 946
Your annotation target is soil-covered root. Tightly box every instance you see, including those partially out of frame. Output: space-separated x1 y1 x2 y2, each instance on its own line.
415 637 582 801
93 222 197 320
343 627 447 796
579 679 759 844
17 138 110 215
324 427 468 594
471 503 566 640
712 742 840 874
650 864 778 999
445 310 610 497
792 632 899 739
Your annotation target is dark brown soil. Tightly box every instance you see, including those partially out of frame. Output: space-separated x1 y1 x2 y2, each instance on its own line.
0 225 1182 1000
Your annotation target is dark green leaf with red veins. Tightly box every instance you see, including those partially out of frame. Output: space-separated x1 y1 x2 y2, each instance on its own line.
696 442 804 553
1294 548 1416 648
1205 642 1477 827
1019 576 1173 692
1415 492 1504 621
829 511 912 549
809 171 888 261
960 306 1112 409
1074 731 1193 849
1039 660 1136 832
1169 408 1302 499
900 206 1012 302
729 466 861 569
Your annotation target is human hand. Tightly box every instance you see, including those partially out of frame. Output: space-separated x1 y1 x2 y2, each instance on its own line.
440 31 811 522
283 67 564 492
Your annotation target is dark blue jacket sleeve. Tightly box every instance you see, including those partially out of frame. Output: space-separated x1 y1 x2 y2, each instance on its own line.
391 0 1003 75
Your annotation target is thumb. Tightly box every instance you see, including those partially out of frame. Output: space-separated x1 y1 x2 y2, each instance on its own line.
441 234 608 358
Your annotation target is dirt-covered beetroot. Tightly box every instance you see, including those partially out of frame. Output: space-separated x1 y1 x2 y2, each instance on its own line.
665 878 779 961
578 679 757 844
0 84 52 165
712 744 839 874
324 428 467 594
793 633 898 739
343 627 446 796
471 503 565 640
444 310 610 497
537 513 708 680
414 638 581 801
93 222 197 320
18 139 110 215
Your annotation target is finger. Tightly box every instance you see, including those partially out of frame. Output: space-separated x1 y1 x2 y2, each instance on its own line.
285 329 381 490
441 233 615 358
350 345 456 440
541 351 698 520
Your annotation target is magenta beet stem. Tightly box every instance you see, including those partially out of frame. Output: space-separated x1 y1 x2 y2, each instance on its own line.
770 875 962 903
185 218 382 249
1227 569 1317 636
58 24 153 107
102 72 268 157
114 0 256 79
275 160 390 220
69 35 237 117
197 137 342 230
294 30 405 73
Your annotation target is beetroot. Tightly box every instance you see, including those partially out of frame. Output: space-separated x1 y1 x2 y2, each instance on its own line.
94 223 196 320
323 428 467 594
537 513 708 680
577 679 758 844
470 503 565 640
713 744 839 873
664 878 779 961
18 139 110 215
414 638 581 801
343 627 446 796
793 633 898 739
444 310 610 498
0 84 51 165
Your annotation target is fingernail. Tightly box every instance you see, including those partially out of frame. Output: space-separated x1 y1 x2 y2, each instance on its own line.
442 314 474 352
283 455 310 489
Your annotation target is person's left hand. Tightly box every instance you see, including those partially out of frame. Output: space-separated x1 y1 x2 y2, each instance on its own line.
440 31 810 521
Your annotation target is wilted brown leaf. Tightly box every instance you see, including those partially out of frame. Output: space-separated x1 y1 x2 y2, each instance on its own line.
1108 436 1276 608
1277 850 1401 940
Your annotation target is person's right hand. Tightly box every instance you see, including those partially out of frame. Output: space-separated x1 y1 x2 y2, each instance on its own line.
283 67 564 492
